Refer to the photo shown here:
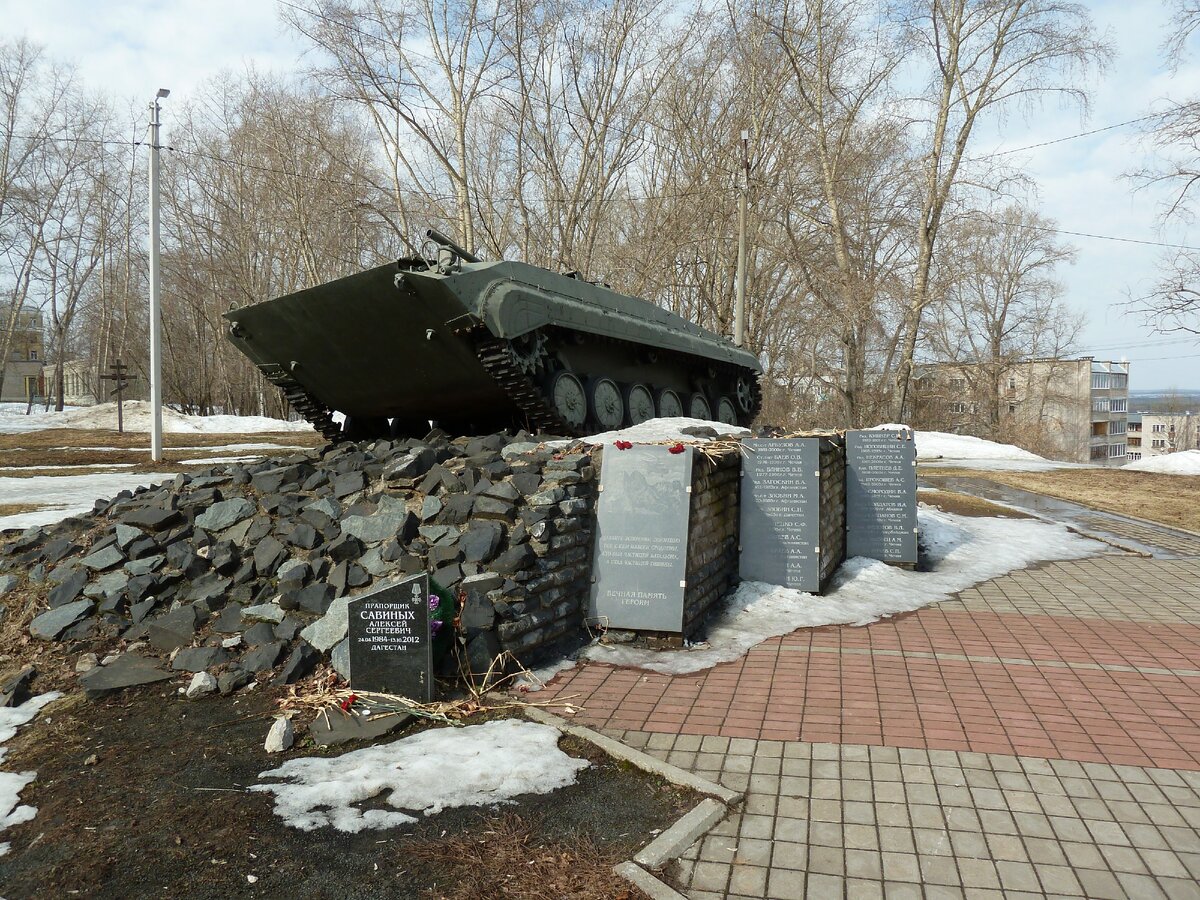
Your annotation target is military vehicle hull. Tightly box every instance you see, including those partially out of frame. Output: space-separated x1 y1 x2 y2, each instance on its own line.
224 249 762 441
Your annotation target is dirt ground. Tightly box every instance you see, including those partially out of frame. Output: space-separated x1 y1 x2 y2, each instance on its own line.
0 428 322 475
918 487 1032 519
923 467 1200 533
0 685 692 899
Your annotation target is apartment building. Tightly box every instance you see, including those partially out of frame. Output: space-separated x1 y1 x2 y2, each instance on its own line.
1 308 45 403
913 357 1129 466
1127 412 1197 463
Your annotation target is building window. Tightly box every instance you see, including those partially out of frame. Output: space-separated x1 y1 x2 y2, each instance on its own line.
1110 398 1127 412
1109 421 1126 435
1091 445 1108 460
950 401 967 414
949 377 966 391
1093 398 1110 412
1153 423 1166 433
1092 373 1110 390
1108 443 1126 458
1009 403 1016 413
1129 436 1141 447
1128 452 1141 461
1152 439 1166 448
28 349 37 361
1128 421 1141 432
1112 373 1128 388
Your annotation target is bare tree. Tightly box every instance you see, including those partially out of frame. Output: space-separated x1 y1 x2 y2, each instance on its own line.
889 0 1110 420
926 204 1082 435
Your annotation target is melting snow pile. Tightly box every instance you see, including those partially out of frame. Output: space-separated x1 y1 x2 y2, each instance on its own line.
553 417 750 447
0 401 313 435
873 424 1042 462
0 471 178 531
583 507 1101 675
0 692 61 857
1124 450 1200 475
252 719 588 832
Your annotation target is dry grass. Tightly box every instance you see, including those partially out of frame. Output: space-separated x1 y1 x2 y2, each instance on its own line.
0 502 41 517
0 427 321 472
410 814 646 900
933 469 1200 533
918 488 1032 519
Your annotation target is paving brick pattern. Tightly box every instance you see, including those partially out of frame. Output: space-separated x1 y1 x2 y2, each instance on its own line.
542 548 1200 896
545 558 1200 768
944 558 1200 624
1076 516 1200 558
612 731 1200 900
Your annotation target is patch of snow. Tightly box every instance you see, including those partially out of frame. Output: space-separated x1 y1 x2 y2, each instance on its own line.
0 464 137 472
0 692 62 855
872 424 1043 462
252 719 588 833
550 417 750 448
581 508 1101 675
514 657 579 693
177 456 259 466
0 471 177 531
1123 450 1200 475
0 401 313 435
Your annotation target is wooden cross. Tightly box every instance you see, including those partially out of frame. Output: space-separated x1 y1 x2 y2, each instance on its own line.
98 359 138 433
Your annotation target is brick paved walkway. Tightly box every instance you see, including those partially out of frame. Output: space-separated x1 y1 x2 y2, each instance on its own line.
541 550 1200 897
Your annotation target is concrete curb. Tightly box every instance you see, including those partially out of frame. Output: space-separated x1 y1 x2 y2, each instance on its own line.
613 861 690 900
635 797 728 869
523 706 742 804
521 706 741 898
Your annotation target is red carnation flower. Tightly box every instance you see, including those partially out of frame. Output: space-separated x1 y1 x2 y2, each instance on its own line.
614 440 633 450
668 442 686 454
340 693 357 711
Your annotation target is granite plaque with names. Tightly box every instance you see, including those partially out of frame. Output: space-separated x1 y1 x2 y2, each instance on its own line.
347 572 433 701
588 445 693 632
739 438 821 590
846 429 918 564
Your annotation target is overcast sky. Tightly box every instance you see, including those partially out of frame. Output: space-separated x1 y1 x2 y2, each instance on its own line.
6 0 1200 391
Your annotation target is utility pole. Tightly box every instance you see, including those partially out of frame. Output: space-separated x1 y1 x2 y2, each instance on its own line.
734 130 750 348
99 359 137 433
148 88 169 462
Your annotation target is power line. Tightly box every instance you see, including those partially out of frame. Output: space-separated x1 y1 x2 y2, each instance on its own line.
966 105 1200 161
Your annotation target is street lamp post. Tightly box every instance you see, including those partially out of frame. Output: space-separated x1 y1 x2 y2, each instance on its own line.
734 129 750 348
148 88 169 462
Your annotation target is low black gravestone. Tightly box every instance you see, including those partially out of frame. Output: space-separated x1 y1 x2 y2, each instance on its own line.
589 445 693 632
347 572 433 702
846 429 918 565
739 438 821 590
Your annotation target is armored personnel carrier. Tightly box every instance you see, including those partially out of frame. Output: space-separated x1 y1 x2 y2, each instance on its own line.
224 229 762 442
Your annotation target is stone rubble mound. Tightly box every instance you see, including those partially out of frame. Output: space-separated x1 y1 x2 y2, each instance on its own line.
0 429 597 699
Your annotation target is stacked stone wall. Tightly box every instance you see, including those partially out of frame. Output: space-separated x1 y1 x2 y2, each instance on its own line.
682 449 741 635
817 436 847 589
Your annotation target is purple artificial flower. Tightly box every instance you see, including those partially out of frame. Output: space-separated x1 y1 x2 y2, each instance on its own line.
430 619 443 636
429 593 439 612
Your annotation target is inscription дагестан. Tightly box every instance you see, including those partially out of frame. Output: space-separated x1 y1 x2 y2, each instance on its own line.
588 444 692 632
739 438 821 590
846 429 918 564
347 572 433 702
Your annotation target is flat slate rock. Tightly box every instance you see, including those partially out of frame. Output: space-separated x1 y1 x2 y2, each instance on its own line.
308 709 412 747
80 652 173 699
30 599 95 640
194 498 256 532
172 646 231 672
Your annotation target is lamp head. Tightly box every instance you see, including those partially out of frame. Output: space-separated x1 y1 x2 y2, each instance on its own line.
156 88 170 99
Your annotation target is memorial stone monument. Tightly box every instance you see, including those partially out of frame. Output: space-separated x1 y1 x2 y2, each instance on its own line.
589 445 693 632
739 438 823 590
347 572 433 701
846 428 918 565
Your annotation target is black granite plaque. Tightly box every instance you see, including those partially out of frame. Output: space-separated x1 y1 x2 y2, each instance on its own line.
846 429 918 564
739 438 821 590
588 445 693 632
347 573 433 701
